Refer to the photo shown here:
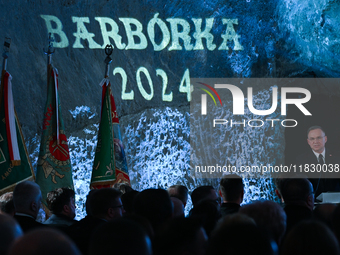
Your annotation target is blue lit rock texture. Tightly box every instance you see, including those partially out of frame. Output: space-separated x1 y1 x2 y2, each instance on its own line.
0 0 339 218
277 0 340 76
122 107 191 191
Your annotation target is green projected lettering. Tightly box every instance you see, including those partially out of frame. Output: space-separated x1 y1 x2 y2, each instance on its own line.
40 14 244 51
113 67 191 102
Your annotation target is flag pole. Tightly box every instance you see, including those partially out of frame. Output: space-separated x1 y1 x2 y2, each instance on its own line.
2 38 11 72
43 33 59 144
90 44 131 189
104 44 113 78
43 33 54 66
37 33 74 216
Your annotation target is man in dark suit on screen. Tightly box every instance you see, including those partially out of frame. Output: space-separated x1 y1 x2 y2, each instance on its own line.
296 126 340 198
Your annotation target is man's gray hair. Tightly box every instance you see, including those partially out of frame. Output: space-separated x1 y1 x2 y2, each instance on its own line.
13 181 41 212
307 126 326 137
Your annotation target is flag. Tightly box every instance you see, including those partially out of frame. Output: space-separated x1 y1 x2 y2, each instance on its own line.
91 78 130 189
0 71 34 194
36 65 74 206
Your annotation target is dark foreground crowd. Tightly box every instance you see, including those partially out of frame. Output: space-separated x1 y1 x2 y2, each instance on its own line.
1 176 340 255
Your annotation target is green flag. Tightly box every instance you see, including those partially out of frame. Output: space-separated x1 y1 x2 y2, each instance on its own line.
0 71 34 194
91 78 130 189
36 65 74 206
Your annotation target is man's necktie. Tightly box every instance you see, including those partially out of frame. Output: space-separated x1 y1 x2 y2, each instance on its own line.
318 154 324 164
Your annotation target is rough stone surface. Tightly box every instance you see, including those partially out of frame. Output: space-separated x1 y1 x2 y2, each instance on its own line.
0 0 339 218
277 0 340 77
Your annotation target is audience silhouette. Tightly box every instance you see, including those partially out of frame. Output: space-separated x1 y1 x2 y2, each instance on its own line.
4 177 340 255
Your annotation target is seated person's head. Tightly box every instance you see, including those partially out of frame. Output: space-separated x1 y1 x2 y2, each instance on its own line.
91 188 124 220
133 189 173 232
89 218 152 255
217 213 256 228
280 178 314 210
239 200 287 246
0 192 15 216
121 190 139 215
85 189 97 216
168 185 189 206
154 217 208 255
0 213 23 255
190 199 221 237
8 228 81 255
170 197 185 218
281 220 340 255
123 213 155 240
13 181 42 219
207 216 274 255
331 203 340 244
219 174 244 204
46 187 76 219
313 203 336 228
191 186 219 207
